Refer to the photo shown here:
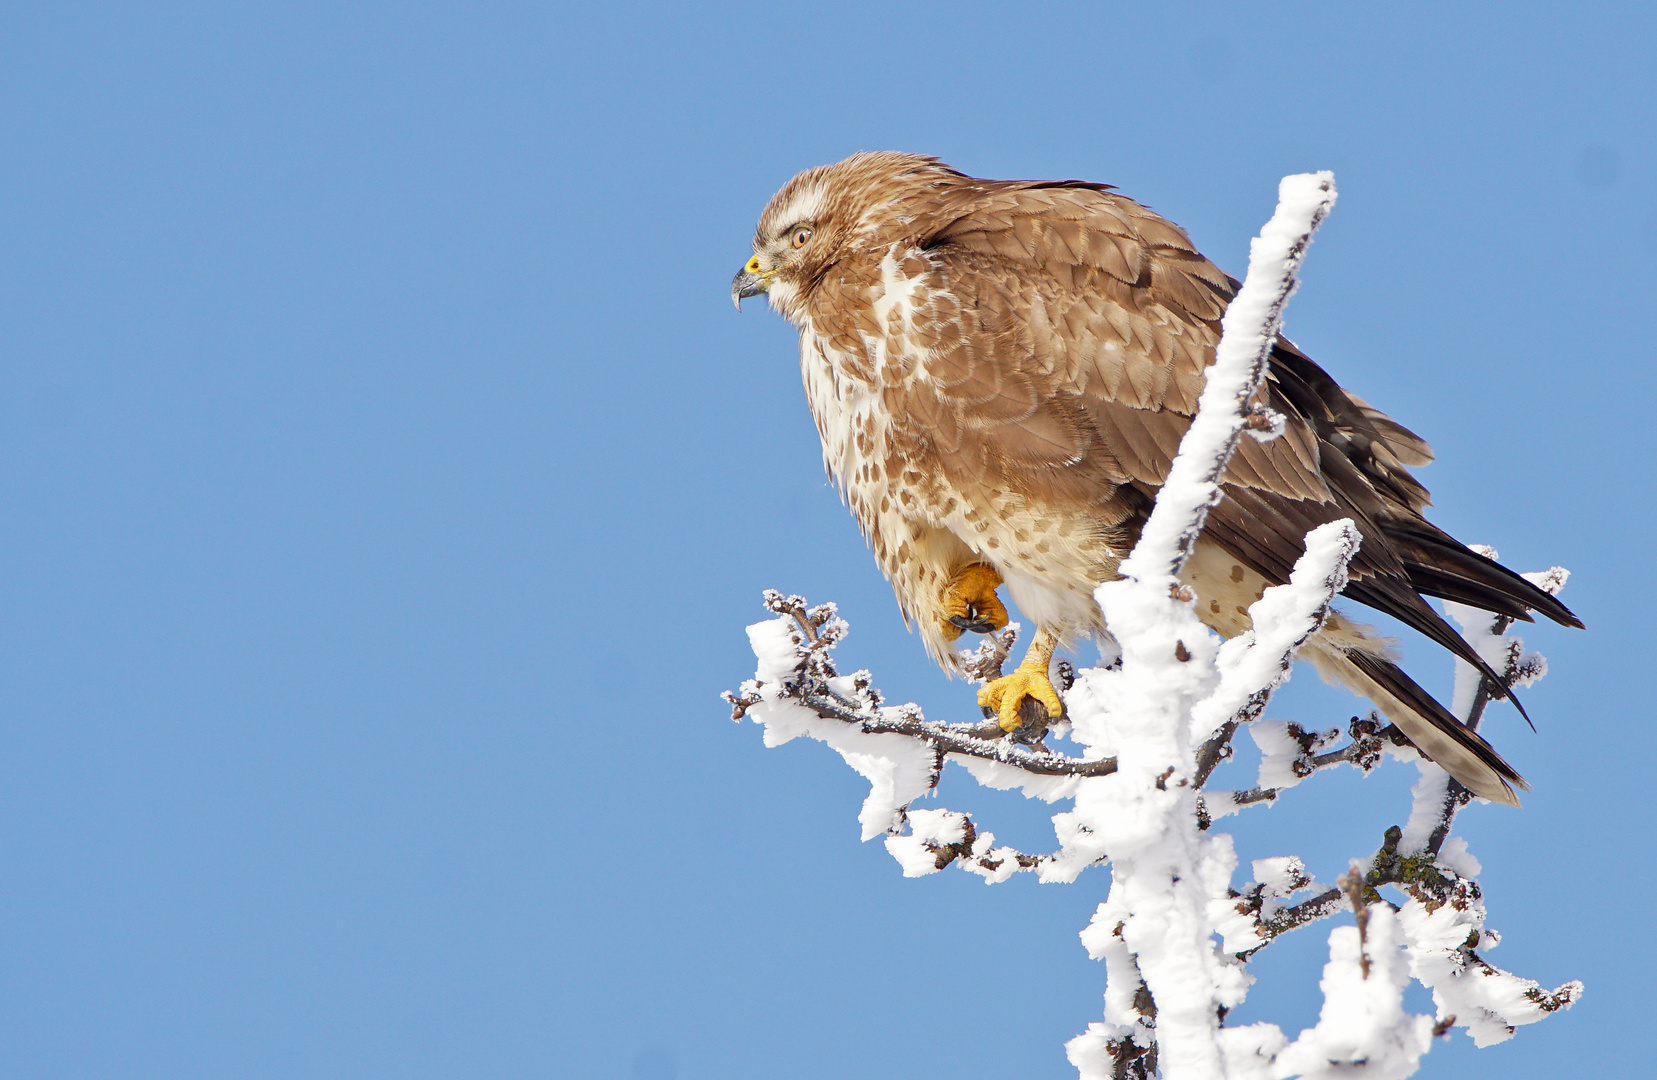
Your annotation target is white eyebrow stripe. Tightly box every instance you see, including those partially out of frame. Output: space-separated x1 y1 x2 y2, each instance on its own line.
766 182 828 235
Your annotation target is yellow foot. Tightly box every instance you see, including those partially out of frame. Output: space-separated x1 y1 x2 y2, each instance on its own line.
939 563 1009 642
978 662 1065 731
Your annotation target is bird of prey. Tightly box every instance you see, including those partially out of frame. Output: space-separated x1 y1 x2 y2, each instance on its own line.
731 152 1579 805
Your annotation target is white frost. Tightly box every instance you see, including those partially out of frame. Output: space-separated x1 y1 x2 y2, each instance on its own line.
747 617 806 684
744 616 939 840
1191 520 1360 742
883 809 968 877
1272 906 1434 1078
1254 856 1312 898
1116 171 1336 587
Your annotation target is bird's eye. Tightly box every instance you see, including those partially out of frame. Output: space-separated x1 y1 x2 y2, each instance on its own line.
791 227 813 248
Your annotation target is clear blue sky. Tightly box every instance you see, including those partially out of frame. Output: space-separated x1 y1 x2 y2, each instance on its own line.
1 3 1652 1077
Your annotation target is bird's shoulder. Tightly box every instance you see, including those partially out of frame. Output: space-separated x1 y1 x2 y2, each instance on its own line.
889 181 1431 501
889 181 1230 416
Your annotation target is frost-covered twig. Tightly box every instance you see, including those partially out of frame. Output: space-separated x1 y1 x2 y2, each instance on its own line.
723 592 1118 782
1115 172 1333 586
726 589 1123 849
884 808 1064 882
1191 519 1360 743
1200 714 1397 822
1400 555 1565 859
1370 560 1584 1047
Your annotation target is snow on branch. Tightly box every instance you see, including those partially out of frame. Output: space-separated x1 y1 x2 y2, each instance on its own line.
1117 172 1334 586
1060 172 1344 1079
725 175 1578 1077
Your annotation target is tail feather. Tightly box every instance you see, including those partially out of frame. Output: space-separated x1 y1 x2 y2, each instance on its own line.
1302 636 1525 806
1342 574 1531 728
1400 565 1539 623
1385 519 1584 630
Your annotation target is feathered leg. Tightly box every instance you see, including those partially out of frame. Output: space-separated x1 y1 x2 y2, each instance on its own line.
938 563 1010 639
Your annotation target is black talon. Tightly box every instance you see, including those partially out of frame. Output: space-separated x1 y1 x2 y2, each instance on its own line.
949 613 998 634
981 696 1056 739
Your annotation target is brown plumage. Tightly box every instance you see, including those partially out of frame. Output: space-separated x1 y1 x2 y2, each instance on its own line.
733 152 1580 805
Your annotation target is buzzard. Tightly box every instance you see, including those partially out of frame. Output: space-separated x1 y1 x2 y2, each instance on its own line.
732 152 1579 805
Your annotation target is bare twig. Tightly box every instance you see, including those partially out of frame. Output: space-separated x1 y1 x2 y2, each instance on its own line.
1338 865 1373 978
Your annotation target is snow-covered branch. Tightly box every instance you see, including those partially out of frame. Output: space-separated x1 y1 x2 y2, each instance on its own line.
1059 172 1344 1079
727 575 1580 1073
1117 172 1333 586
723 592 1118 784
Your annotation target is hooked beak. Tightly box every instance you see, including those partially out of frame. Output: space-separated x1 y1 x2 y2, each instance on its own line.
731 255 771 310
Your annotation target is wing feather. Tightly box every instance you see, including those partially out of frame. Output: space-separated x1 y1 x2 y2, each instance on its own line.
891 176 1578 648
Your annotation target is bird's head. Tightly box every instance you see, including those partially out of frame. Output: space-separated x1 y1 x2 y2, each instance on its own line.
732 152 963 320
